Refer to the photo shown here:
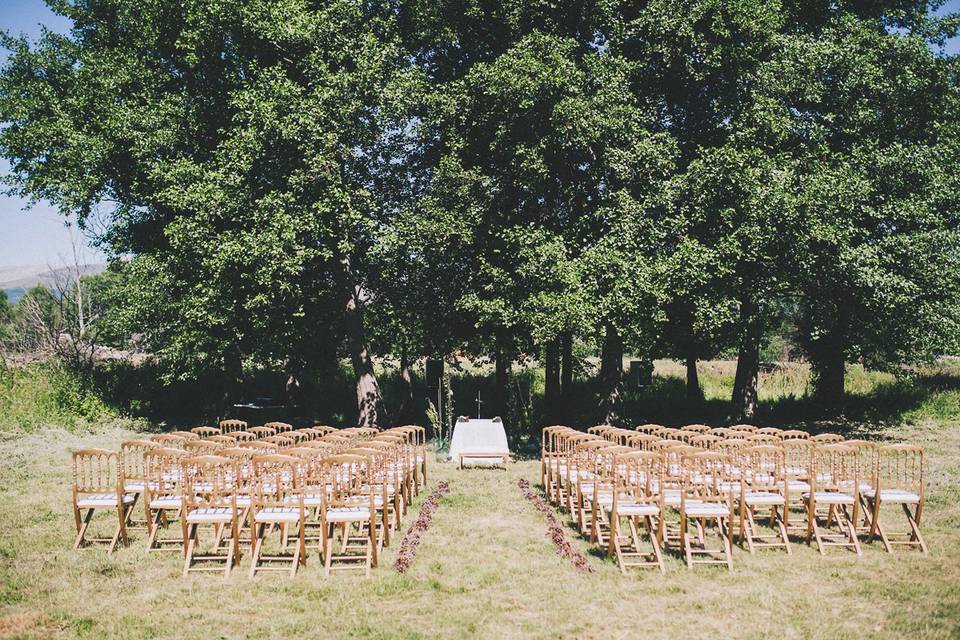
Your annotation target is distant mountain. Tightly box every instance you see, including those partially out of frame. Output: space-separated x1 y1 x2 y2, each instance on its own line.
0 263 107 303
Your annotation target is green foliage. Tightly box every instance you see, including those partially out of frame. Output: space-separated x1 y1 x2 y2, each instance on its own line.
0 361 114 431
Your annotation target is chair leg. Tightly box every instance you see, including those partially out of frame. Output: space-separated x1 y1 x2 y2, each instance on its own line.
904 504 928 554
249 524 263 579
647 516 665 574
182 524 197 578
74 509 93 549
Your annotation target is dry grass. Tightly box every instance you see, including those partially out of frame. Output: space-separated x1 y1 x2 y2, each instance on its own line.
1 419 960 639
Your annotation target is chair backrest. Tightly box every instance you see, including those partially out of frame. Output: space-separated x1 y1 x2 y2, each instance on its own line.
191 426 220 438
181 455 234 510
680 424 711 434
183 440 221 456
747 433 782 445
811 433 844 444
626 432 659 451
634 423 664 434
613 450 663 506
756 427 783 436
149 434 187 449
729 424 758 434
171 430 200 440
219 419 248 434
651 438 686 451
587 424 614 436
653 427 682 440
264 421 294 433
320 454 369 509
811 444 859 495
876 444 924 496
206 434 237 446
238 441 280 455
262 434 295 448
689 434 722 450
709 427 735 438
72 448 121 496
143 447 187 502
743 445 785 494
682 451 731 497
251 454 301 508
232 431 257 443
780 429 810 441
716 438 750 456
782 439 813 479
248 426 277 438
120 439 158 483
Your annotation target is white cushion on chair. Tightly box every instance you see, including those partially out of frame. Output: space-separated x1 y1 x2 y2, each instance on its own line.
186 507 234 523
779 480 811 493
862 488 920 504
682 502 730 517
606 503 659 517
149 496 183 509
741 491 785 506
77 493 135 508
802 491 855 505
326 507 372 522
254 507 302 523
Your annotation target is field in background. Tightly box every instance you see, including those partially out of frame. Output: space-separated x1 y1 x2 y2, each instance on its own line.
0 416 958 639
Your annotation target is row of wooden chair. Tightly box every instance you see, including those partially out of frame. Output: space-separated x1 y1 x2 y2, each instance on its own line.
541 425 927 573
71 425 427 578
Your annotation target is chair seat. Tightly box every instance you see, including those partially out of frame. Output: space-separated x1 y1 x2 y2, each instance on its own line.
862 488 921 504
77 493 135 508
663 490 682 506
124 481 150 493
149 496 183 509
254 507 302 523
606 503 659 517
802 491 855 505
326 507 372 522
779 480 811 493
741 491 785 506
186 507 235 523
682 502 730 517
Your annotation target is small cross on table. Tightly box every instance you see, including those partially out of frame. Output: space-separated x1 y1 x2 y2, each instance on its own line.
475 390 483 419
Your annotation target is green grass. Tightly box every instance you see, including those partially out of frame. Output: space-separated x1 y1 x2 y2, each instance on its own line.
1 416 960 639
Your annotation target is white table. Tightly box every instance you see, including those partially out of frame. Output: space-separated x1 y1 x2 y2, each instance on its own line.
447 418 511 468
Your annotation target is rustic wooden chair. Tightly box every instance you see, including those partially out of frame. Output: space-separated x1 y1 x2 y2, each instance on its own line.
650 438 687 451
206 434 237 447
348 445 397 548
556 432 596 509
248 455 306 577
747 433 781 446
219 419 248 434
755 427 783 437
541 426 571 500
320 455 378 576
571 440 618 530
606 451 665 574
149 433 187 449
678 452 734 570
781 439 813 533
709 427 735 438
810 433 845 444
232 431 257 443
180 455 241 577
143 447 188 550
625 432 659 451
191 426 220 438
312 425 337 436
780 429 810 441
653 427 683 440
864 444 927 553
587 424 614 436
803 444 861 555
72 449 134 554
355 427 380 438
738 445 791 554
120 439 158 529
171 430 200 440
262 434 295 448
587 445 632 544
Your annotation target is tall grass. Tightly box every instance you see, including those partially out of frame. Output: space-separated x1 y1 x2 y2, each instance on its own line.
0 361 115 431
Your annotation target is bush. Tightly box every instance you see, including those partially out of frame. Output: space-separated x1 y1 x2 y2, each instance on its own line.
0 361 115 431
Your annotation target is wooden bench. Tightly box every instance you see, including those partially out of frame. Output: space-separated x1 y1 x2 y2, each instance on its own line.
458 451 512 470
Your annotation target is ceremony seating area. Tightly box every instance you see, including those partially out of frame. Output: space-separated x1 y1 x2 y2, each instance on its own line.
541 424 927 573
71 421 427 577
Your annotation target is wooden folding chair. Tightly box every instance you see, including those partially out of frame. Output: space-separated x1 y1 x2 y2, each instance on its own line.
729 424 757 435
184 440 222 456
233 431 257 443
120 439 158 530
143 448 188 551
571 440 618 529
262 434 295 448
738 445 791 554
320 455 378 576
747 433 781 446
587 445 632 544
248 455 306 577
191 426 220 438
756 427 783 437
606 451 665 574
263 421 294 433
810 433 844 444
689 434 722 450
72 449 134 554
781 439 813 533
541 426 573 500
219 419 248 434
709 427 735 438
678 452 734 570
803 444 861 555
680 424 711 434
635 423 664 434
206 434 237 446
780 429 810 441
180 455 241 577
625 432 659 451
864 444 927 553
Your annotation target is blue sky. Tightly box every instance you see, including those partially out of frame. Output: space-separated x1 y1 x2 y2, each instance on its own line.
0 0 959 267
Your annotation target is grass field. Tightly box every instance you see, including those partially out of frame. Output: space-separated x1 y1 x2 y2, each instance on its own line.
1 411 959 639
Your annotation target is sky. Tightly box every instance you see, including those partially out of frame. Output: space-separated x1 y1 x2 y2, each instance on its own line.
0 0 959 267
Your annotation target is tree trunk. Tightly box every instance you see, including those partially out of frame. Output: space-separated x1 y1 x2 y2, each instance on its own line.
560 330 573 396
340 255 386 428
398 347 415 424
599 322 624 425
425 357 444 438
494 327 511 420
685 353 702 402
810 320 847 412
544 337 561 424
731 297 761 421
